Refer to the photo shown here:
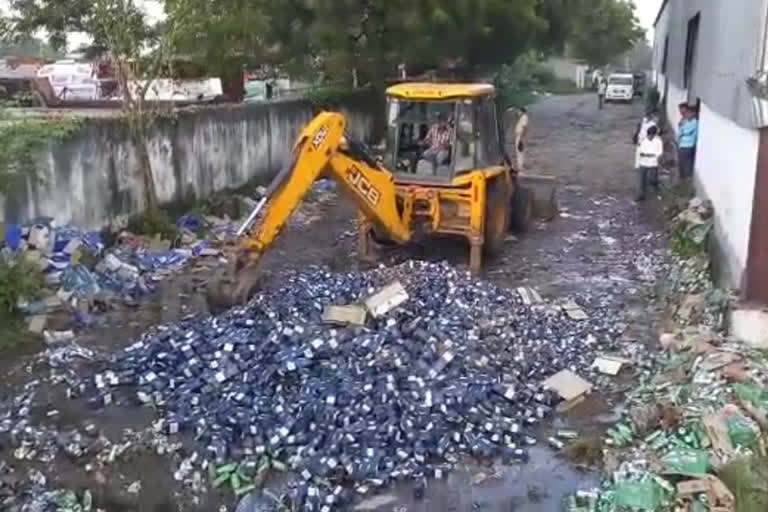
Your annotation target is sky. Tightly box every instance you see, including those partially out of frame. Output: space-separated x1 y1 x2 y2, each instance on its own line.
635 0 664 40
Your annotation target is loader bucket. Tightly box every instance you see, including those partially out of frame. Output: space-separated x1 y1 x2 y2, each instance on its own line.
518 173 558 220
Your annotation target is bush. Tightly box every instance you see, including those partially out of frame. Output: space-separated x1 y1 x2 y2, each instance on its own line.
126 209 179 241
494 52 578 110
0 254 45 314
304 86 354 110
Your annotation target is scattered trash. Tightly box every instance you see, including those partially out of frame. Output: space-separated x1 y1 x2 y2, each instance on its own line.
612 473 671 510
27 314 48 334
322 304 367 326
542 370 593 401
677 475 735 511
353 493 398 510
516 286 542 306
592 355 630 376
43 330 75 345
660 447 709 474
2 215 231 333
364 281 409 317
77 260 628 510
562 299 589 320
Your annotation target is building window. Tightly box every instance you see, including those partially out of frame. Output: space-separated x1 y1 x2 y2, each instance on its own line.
661 35 669 74
684 13 701 88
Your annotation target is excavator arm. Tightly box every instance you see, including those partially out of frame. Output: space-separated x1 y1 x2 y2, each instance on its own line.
237 111 411 264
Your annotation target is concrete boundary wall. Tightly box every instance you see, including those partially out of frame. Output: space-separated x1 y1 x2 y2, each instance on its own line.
0 96 375 230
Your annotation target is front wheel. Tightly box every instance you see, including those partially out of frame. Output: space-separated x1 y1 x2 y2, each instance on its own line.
483 178 511 255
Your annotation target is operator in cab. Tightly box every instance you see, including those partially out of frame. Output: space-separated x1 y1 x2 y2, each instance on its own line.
419 112 454 173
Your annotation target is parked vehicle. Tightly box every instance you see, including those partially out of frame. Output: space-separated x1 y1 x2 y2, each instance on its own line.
605 73 635 103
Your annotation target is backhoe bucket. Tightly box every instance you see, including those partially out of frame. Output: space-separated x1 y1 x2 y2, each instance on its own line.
518 173 558 220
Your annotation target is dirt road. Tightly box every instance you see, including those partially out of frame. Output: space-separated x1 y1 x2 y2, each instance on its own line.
0 94 668 512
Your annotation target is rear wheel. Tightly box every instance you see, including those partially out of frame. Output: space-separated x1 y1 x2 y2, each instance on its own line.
511 185 533 232
484 178 511 255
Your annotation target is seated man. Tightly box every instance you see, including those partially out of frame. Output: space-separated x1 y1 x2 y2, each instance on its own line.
418 112 454 173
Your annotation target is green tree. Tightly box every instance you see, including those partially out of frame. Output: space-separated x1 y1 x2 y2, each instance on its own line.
567 0 644 67
8 0 94 50
161 0 582 87
0 36 64 59
164 0 273 76
246 0 570 84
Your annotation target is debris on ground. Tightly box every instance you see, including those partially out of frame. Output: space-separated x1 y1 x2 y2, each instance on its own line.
543 369 594 401
569 307 768 511
66 260 636 509
664 198 731 330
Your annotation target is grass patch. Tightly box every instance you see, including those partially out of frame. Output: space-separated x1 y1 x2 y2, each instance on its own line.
719 457 768 512
0 310 41 349
0 255 44 313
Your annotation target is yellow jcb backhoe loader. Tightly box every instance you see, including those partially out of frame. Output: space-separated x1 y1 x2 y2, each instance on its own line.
207 83 556 310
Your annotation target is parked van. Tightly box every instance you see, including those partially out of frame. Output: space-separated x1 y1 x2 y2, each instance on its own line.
605 73 635 102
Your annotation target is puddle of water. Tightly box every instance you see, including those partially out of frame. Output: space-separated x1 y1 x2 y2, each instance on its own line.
376 447 598 512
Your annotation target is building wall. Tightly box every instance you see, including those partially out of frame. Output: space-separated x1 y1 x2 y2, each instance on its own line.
545 57 584 86
0 97 375 230
653 0 768 130
653 0 766 290
696 102 759 286
664 81 687 134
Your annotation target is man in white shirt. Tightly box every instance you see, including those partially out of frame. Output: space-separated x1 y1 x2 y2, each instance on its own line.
633 109 658 145
635 125 663 201
597 79 607 109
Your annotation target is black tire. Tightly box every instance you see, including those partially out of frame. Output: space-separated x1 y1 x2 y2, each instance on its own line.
484 178 511 255
510 185 533 232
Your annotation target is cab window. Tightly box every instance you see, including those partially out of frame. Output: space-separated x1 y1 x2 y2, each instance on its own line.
476 97 501 167
454 100 476 172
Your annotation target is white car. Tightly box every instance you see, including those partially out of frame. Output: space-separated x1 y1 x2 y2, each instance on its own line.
605 74 635 102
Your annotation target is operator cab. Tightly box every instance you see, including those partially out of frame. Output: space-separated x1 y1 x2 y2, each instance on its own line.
384 83 505 183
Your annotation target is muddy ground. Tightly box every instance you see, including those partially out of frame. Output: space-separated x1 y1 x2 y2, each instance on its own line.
0 94 668 512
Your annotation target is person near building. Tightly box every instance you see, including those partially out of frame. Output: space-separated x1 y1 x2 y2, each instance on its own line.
633 108 659 145
597 79 607 109
635 125 663 201
677 103 699 180
514 107 530 170
633 108 660 186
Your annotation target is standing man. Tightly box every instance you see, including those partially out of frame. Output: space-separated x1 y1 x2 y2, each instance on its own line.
677 103 698 180
597 78 607 109
514 107 530 170
635 125 663 201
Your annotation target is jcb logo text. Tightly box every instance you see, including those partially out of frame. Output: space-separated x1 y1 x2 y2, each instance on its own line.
346 166 381 206
312 125 329 149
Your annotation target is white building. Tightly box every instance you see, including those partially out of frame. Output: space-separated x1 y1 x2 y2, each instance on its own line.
653 0 768 305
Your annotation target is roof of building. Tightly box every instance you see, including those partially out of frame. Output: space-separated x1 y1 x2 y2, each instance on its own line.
385 82 495 100
654 0 670 27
